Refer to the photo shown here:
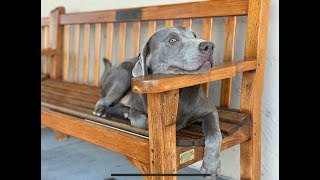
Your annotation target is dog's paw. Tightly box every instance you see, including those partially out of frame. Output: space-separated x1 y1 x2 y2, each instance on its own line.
200 161 221 180
93 99 108 117
93 105 107 117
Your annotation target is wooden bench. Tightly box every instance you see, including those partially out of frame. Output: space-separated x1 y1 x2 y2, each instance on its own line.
41 0 270 179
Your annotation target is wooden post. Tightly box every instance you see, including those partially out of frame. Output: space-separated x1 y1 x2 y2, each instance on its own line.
48 7 65 79
147 90 179 180
240 0 270 179
48 7 69 141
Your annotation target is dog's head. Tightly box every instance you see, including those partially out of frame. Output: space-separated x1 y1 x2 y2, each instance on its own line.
132 26 215 77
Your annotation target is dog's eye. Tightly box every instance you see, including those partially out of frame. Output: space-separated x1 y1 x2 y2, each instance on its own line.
169 38 177 43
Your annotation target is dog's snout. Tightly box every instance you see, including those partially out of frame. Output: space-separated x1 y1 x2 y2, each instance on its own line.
199 42 214 53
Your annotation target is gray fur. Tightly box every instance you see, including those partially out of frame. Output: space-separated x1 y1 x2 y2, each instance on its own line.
93 26 221 179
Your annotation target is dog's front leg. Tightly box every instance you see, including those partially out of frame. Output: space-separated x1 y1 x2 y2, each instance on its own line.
200 110 222 180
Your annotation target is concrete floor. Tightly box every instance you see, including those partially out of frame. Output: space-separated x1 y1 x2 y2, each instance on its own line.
41 128 232 180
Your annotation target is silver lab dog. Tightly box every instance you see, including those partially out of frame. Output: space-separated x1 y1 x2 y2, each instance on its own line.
93 26 222 179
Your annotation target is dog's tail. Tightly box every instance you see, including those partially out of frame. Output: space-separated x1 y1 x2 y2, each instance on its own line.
99 57 112 88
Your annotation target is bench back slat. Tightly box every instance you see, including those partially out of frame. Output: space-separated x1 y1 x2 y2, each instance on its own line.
201 17 213 96
63 25 70 81
118 22 127 62
132 22 141 57
106 23 114 62
93 23 102 86
73 24 80 83
147 21 156 39
83 24 90 85
165 20 174 27
220 16 237 108
182 19 192 28
42 26 50 74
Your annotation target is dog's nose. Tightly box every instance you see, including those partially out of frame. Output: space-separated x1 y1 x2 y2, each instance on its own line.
199 42 215 53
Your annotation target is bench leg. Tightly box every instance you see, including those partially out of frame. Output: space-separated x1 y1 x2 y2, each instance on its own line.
53 130 69 141
147 90 179 180
127 157 151 180
240 72 262 180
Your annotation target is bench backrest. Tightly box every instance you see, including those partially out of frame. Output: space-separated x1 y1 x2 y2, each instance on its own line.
41 0 269 109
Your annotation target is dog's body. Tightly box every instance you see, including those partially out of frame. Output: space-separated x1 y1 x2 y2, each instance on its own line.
93 26 222 179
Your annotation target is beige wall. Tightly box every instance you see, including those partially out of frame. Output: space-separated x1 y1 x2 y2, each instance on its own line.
41 0 279 179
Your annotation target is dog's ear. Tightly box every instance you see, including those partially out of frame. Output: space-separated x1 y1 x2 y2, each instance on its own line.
132 41 150 77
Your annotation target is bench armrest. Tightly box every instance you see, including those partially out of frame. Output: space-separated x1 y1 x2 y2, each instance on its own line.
131 60 257 93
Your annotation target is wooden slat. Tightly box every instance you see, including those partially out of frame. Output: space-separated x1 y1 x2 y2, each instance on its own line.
240 0 270 179
147 21 156 39
41 85 99 102
147 90 179 179
118 22 126 61
93 23 101 86
41 79 101 97
42 79 100 95
41 90 97 106
182 19 192 28
132 22 141 56
41 101 150 137
176 107 251 147
219 122 237 134
165 19 173 27
63 25 70 81
177 123 250 169
83 24 90 85
220 16 236 108
141 0 248 21
41 97 93 113
132 60 257 94
48 7 65 80
73 24 80 83
41 17 49 27
201 17 213 96
43 27 49 74
41 91 95 109
60 11 116 25
41 108 150 164
218 107 249 124
105 23 114 61
202 18 213 41
50 0 247 25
